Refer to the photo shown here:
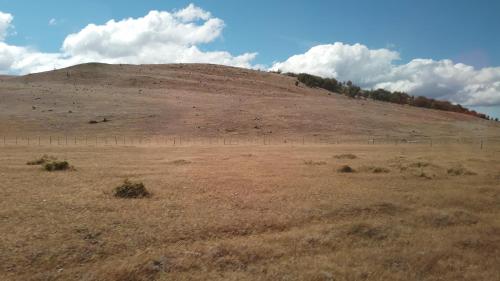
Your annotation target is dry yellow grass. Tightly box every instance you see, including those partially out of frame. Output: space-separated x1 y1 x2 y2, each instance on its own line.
1 63 500 280
1 143 499 281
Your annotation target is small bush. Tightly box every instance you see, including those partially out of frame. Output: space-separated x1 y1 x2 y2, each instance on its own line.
43 161 70 171
347 223 388 240
372 167 390 174
169 159 191 165
334 154 357 159
338 165 355 173
88 120 99 124
114 179 150 198
27 154 56 165
304 160 327 165
447 167 477 176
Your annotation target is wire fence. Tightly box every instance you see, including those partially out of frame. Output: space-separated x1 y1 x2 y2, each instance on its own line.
2 135 500 149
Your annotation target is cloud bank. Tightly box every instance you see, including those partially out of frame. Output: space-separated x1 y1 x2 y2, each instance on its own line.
0 4 257 74
271 43 500 107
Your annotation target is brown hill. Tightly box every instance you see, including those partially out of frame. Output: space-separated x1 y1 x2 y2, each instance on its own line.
0 63 498 139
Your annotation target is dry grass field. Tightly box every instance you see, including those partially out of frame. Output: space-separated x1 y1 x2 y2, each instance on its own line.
1 63 500 280
1 142 500 281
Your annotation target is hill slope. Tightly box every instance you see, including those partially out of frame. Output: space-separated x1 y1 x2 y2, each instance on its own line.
0 63 498 139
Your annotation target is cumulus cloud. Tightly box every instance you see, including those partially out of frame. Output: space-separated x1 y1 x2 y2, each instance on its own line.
0 4 257 74
271 42 500 107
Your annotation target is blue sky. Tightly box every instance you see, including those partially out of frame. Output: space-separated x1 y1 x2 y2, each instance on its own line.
1 0 499 117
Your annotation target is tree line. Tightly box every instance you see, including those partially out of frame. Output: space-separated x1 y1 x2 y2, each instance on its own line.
279 72 497 121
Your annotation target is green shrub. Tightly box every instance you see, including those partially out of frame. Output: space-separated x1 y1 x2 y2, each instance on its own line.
114 179 150 198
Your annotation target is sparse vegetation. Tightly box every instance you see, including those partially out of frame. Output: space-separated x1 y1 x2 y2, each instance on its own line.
447 166 477 176
3 144 500 280
43 160 70 171
363 166 390 173
347 223 388 240
334 153 357 159
114 179 150 198
169 159 191 165
26 154 56 165
304 160 327 165
338 165 355 173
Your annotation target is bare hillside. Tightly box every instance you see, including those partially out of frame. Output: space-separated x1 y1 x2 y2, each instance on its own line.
0 63 498 139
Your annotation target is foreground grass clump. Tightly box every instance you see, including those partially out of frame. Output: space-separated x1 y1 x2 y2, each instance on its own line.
114 179 150 198
304 160 327 165
26 154 56 165
447 166 477 176
338 165 355 173
334 154 357 159
43 161 70 171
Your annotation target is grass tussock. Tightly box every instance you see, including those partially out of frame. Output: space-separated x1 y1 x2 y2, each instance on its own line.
372 167 390 173
27 155 72 171
304 160 327 166
43 160 70 171
114 179 151 198
26 154 56 165
338 165 355 173
347 223 389 240
420 209 479 228
334 153 357 159
362 166 390 173
169 159 191 165
447 166 477 176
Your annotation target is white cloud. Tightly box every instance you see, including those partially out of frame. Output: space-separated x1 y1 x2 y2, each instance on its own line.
0 4 257 74
0 11 13 41
49 18 57 26
271 43 500 107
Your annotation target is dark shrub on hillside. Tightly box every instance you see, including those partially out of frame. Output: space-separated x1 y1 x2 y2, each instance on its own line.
297 73 341 92
283 70 490 120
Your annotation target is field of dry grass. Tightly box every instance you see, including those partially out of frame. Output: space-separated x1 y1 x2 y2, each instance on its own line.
1 142 499 281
